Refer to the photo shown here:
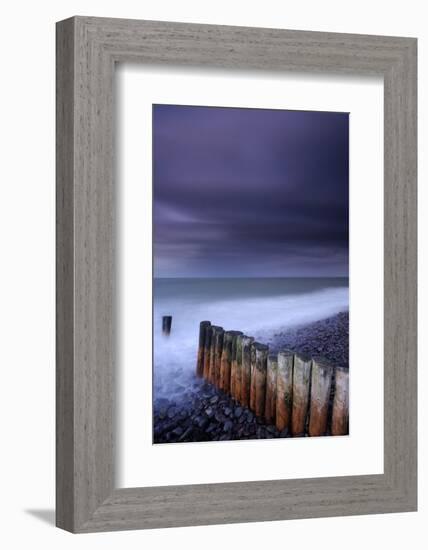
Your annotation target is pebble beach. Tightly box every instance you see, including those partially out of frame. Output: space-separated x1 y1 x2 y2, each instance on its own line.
153 311 349 444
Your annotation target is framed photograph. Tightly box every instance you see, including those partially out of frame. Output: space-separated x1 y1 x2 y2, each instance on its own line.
56 16 417 532
151 103 350 445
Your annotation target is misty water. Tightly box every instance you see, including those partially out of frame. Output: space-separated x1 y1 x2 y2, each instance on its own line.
153 277 349 403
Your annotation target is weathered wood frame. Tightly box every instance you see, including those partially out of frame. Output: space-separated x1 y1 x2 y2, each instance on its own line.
56 16 417 533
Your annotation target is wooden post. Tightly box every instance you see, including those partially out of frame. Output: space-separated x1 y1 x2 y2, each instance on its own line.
249 342 257 410
202 323 212 380
264 355 278 424
233 334 244 402
230 331 243 400
208 326 223 385
196 321 211 377
162 315 172 335
253 343 269 417
240 336 254 407
220 331 240 394
331 367 349 435
276 350 293 433
214 328 224 388
204 326 212 380
291 353 312 436
308 356 334 437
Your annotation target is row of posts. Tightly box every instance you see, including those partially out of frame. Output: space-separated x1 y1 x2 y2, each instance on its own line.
196 320 349 437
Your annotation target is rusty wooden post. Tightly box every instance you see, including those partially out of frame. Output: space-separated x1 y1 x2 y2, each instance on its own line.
162 315 172 335
196 321 211 377
276 350 293 433
230 331 243 399
291 353 312 436
219 331 233 392
208 326 223 385
233 334 244 402
253 343 269 417
220 331 240 394
240 335 254 407
264 354 278 424
202 323 212 379
331 366 349 435
214 328 224 388
308 356 334 437
249 342 257 410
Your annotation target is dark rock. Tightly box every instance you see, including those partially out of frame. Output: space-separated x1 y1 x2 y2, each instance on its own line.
155 397 169 408
257 426 267 438
234 407 243 418
204 406 214 418
223 420 233 433
193 415 209 430
161 421 176 433
206 422 217 434
167 407 177 419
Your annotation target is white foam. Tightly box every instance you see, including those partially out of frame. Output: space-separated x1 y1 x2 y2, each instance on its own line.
153 287 348 400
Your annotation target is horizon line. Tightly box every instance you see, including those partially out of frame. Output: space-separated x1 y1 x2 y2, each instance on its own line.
154 275 349 279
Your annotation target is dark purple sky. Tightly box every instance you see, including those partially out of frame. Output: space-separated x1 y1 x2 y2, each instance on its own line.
153 104 349 278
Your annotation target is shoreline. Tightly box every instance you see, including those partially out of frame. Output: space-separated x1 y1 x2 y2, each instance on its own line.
153 311 349 444
269 311 348 368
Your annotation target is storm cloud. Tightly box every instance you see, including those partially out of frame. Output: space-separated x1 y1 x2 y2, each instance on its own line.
153 104 349 278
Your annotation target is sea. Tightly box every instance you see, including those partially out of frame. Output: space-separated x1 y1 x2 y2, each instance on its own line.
153 277 348 402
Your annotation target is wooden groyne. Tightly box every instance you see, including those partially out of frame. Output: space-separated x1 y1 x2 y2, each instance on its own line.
162 315 172 335
196 320 349 437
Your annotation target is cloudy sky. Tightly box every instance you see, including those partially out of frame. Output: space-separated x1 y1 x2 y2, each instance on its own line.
153 104 349 278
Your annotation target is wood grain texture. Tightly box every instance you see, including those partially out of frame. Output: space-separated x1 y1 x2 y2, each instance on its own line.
56 18 75 532
56 16 417 532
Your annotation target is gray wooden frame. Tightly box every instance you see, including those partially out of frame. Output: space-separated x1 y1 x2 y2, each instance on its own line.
56 16 417 533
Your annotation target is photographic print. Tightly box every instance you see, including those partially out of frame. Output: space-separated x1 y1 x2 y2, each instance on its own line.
153 104 349 444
